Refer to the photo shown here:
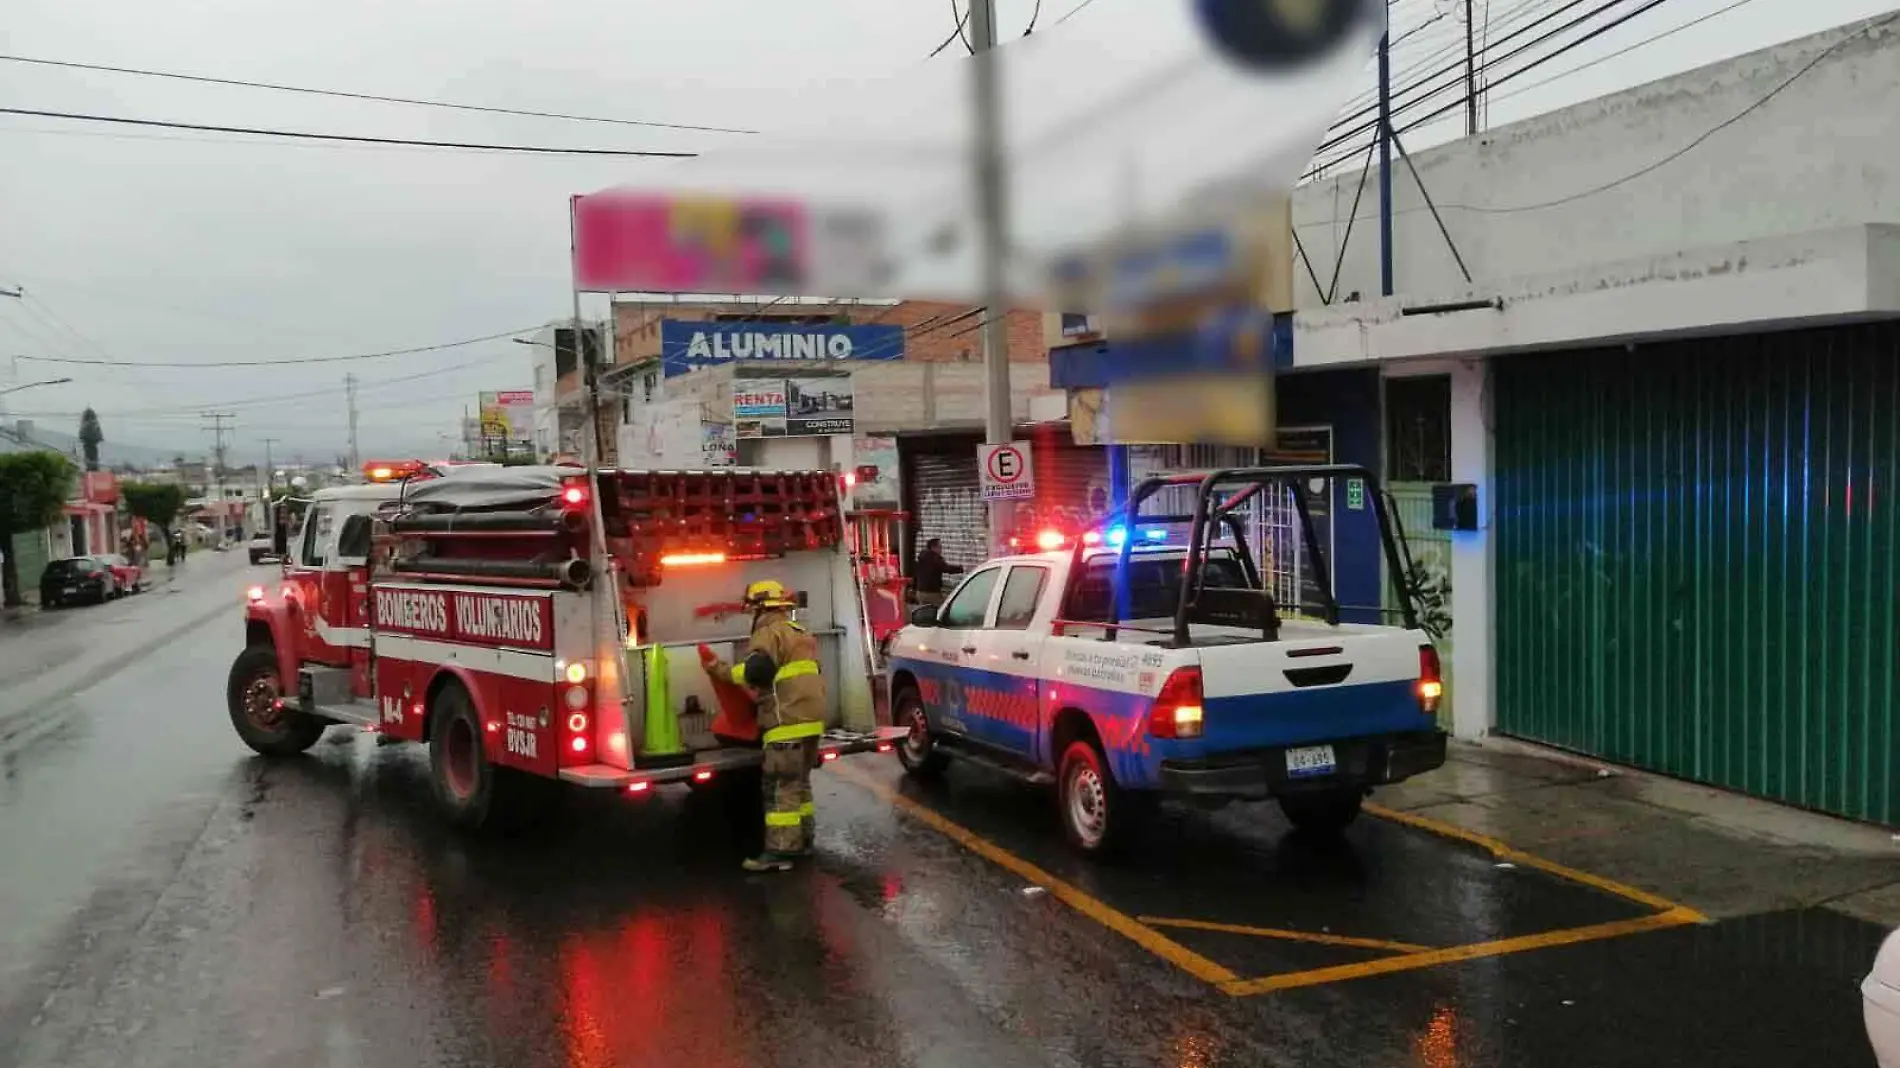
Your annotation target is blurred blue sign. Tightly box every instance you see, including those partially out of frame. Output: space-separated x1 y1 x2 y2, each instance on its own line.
661 321 905 377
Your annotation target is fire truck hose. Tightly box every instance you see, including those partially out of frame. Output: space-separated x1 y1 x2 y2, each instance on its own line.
390 555 592 588
388 509 583 534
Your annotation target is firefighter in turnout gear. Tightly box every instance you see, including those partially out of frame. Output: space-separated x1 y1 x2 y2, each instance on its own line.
704 579 826 873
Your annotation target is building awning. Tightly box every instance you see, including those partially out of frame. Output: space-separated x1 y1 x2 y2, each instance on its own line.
1049 311 1292 391
1295 224 1900 366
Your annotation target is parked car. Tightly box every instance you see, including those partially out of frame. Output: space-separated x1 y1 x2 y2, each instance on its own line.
248 532 278 565
92 553 144 595
39 556 120 607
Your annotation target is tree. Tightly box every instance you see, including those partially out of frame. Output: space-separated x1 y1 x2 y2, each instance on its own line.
78 408 103 472
121 480 188 551
0 451 78 608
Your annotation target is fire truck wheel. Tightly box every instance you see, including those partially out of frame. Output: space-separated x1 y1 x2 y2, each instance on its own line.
428 686 502 829
227 644 326 757
893 688 947 778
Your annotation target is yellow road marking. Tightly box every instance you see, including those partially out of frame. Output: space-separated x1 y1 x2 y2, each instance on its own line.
1219 906 1704 996
1364 802 1709 922
1138 916 1431 954
834 765 1241 986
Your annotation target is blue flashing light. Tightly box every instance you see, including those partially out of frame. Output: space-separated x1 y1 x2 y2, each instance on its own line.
1106 526 1127 547
1143 527 1168 542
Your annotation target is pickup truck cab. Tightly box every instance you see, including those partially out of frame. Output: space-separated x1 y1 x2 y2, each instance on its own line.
886 463 1447 854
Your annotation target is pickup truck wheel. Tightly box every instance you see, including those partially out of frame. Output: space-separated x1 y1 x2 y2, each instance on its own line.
1278 789 1365 834
893 688 946 778
227 644 325 757
1058 739 1131 856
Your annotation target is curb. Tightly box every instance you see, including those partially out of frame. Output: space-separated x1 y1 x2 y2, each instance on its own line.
0 570 248 758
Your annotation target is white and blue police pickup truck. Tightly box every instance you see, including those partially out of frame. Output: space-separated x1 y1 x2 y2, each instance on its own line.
885 464 1448 855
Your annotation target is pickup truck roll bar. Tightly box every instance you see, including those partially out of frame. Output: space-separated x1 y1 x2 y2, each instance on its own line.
1079 464 1420 647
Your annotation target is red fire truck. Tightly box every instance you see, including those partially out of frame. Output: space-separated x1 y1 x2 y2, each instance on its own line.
228 460 900 827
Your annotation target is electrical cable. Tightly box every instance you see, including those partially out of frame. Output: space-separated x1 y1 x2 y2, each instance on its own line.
0 53 757 135
1025 0 1044 35
0 107 699 157
1304 0 1679 179
1053 0 1101 26
1442 8 1900 213
15 325 541 367
1483 0 1763 106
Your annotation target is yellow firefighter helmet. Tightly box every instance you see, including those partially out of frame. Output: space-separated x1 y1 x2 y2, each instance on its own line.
743 579 797 610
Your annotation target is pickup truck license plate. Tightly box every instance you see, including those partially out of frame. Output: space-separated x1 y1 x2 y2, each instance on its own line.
1285 745 1337 778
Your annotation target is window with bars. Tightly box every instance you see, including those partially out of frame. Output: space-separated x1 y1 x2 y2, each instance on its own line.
1385 375 1452 483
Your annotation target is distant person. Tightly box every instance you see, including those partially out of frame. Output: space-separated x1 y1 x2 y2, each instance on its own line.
911 538 964 609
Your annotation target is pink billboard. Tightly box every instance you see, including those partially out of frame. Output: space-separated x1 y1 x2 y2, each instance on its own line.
571 192 810 294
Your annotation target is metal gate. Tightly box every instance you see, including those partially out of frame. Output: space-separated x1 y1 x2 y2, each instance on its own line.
1494 324 1900 824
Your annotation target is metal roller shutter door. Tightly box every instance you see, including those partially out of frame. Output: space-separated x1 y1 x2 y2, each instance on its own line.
1493 323 1900 823
907 451 988 571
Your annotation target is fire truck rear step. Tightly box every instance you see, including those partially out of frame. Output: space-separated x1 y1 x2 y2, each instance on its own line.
559 727 909 789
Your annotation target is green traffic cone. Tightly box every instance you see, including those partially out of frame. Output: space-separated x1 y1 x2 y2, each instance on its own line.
639 643 691 768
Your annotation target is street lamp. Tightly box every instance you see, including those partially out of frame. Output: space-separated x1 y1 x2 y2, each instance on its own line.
0 376 74 396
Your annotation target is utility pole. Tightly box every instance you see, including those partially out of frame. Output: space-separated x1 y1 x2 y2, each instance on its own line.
968 0 1016 555
261 437 278 493
1463 0 1479 136
202 412 235 544
1378 20 1394 297
344 373 361 475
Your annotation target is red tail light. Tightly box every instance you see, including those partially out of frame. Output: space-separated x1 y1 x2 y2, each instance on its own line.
1418 645 1444 716
561 480 589 507
1147 667 1205 739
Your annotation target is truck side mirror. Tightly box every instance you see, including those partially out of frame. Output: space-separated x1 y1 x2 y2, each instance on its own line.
909 605 940 628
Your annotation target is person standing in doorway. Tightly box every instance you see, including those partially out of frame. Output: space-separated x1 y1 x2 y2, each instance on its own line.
911 537 964 609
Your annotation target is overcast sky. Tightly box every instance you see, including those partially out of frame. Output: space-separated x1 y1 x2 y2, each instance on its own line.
0 0 1890 465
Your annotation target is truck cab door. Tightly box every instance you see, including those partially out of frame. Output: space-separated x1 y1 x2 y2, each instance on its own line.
917 566 1003 739
959 563 1052 759
284 503 352 668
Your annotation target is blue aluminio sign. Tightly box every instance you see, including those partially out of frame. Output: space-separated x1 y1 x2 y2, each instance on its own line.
660 320 905 377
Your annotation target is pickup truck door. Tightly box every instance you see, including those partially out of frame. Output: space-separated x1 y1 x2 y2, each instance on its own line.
916 566 1004 739
958 563 1053 759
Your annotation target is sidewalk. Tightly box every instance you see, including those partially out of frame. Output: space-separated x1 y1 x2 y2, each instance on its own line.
1380 738 1900 927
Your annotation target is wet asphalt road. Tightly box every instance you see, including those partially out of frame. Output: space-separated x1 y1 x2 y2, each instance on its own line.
0 559 1885 1068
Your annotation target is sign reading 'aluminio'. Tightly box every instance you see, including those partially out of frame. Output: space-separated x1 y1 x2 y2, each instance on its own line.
660 320 904 377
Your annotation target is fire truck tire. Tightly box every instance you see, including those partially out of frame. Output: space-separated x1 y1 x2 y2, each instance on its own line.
893 687 946 778
428 686 503 829
227 644 326 757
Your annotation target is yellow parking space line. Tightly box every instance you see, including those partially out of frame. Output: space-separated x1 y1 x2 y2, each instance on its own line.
1220 906 1704 997
1364 802 1709 922
835 766 1241 987
1138 916 1432 954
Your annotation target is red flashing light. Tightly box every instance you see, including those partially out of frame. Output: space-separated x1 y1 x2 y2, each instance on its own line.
363 459 427 483
562 483 588 506
1035 530 1066 551
1418 645 1444 716
627 781 651 794
661 552 727 567
1082 531 1101 545
693 769 714 782
841 471 858 490
821 751 839 763
876 742 894 753
570 736 589 754
1147 667 1205 739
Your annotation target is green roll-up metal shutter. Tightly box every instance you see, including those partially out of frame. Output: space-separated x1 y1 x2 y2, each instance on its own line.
1494 323 1900 824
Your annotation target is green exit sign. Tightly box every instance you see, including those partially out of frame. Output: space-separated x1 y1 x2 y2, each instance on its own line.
1346 478 1366 511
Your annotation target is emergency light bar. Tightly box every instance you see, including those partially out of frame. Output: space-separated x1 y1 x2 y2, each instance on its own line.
362 459 429 483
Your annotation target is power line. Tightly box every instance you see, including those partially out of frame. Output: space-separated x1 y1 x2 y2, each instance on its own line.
1450 8 1900 214
1053 0 1101 26
0 108 700 158
1483 0 1763 107
0 53 758 135
16 325 540 368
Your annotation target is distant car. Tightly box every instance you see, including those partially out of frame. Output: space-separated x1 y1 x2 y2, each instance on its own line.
248 533 278 565
92 553 144 595
1864 929 1900 1066
40 556 119 607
